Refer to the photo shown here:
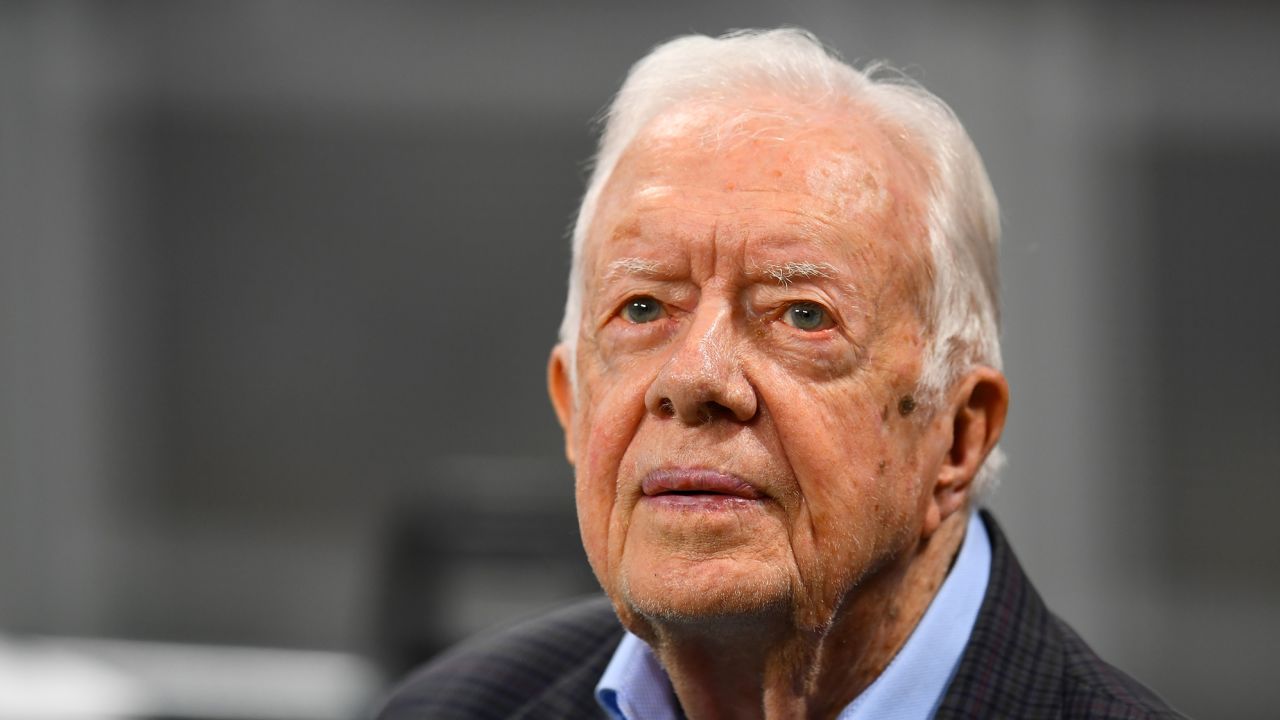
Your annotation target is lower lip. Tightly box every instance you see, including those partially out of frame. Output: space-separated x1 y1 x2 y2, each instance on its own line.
642 493 763 511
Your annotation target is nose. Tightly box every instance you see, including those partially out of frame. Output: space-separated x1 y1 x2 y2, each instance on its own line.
644 302 758 424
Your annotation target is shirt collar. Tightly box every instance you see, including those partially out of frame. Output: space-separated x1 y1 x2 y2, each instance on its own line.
595 512 992 720
596 632 680 720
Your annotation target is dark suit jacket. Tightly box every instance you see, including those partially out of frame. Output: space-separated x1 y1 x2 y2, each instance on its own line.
375 512 1185 719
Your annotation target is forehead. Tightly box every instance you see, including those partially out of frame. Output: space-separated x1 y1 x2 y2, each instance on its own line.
587 96 930 269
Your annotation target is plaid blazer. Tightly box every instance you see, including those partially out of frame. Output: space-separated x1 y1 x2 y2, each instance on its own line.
376 512 1185 719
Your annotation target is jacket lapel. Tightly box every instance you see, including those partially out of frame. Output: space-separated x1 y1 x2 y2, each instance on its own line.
934 510 1066 719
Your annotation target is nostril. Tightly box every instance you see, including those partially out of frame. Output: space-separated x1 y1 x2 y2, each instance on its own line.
659 398 676 417
699 401 734 424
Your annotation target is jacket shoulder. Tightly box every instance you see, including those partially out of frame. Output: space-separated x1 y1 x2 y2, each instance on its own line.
374 595 623 720
937 512 1188 719
1055 617 1187 719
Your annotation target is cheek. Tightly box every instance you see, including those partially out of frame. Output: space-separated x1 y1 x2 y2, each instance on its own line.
572 370 652 584
576 467 612 583
770 378 920 595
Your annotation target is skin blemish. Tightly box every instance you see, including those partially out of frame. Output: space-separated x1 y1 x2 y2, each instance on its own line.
897 394 916 417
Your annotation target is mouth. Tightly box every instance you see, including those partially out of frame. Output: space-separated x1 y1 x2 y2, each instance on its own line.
640 468 765 508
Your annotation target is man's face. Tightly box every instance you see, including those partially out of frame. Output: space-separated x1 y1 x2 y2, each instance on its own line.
551 98 953 631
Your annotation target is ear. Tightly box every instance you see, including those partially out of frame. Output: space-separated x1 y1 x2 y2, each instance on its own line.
924 366 1009 536
547 344 576 465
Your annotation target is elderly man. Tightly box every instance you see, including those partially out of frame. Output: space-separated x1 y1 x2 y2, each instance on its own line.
378 29 1182 720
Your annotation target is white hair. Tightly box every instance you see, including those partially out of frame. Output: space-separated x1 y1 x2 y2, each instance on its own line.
558 28 1005 491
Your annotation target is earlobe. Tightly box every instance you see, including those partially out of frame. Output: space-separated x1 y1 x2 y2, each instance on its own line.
547 345 576 465
929 367 1009 533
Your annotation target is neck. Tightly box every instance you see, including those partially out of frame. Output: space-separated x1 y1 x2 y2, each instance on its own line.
638 513 969 720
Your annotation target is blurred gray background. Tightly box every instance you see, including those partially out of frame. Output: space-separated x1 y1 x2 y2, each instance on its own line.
2 2 1278 718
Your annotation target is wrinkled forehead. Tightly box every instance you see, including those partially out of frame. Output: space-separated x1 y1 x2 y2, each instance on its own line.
586 94 933 273
654 96 918 184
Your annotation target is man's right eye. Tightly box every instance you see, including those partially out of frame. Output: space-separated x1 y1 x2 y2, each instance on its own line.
620 296 665 324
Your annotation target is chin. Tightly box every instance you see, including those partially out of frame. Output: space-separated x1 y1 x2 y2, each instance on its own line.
616 555 794 627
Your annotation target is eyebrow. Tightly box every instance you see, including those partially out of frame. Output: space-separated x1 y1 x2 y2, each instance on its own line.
606 257 666 279
751 261 839 286
603 258 842 287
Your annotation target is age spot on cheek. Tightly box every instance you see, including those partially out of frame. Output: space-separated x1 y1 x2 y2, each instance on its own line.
897 395 916 417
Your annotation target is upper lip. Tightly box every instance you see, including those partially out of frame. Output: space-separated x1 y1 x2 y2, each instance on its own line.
641 468 764 499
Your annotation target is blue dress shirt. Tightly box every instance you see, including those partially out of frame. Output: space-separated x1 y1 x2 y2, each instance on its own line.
596 512 992 720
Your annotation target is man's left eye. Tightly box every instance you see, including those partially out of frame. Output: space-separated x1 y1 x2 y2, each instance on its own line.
782 302 833 331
